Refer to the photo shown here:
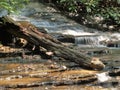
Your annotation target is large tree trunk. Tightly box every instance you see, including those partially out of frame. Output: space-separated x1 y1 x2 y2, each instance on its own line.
0 16 105 70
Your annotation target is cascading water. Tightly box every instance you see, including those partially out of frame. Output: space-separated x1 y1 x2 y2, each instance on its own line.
75 35 109 47
9 2 120 48
75 36 100 46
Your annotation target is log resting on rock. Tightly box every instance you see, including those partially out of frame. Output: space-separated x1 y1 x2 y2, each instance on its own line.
0 16 105 70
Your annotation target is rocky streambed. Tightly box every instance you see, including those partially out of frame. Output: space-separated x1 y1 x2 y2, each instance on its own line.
0 44 120 90
0 2 120 90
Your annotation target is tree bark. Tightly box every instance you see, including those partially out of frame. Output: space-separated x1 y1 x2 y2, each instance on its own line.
0 16 105 70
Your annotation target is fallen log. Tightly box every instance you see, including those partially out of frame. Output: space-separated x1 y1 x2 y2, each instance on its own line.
0 16 105 70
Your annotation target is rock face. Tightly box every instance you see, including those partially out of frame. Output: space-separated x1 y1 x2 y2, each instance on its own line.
90 57 105 70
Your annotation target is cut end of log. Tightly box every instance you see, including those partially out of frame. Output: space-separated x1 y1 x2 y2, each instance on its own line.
90 57 105 70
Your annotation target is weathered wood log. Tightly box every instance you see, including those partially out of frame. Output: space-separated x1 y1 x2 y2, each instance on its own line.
0 16 105 70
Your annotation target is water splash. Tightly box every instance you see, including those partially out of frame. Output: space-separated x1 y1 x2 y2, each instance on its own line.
96 72 111 82
62 30 93 36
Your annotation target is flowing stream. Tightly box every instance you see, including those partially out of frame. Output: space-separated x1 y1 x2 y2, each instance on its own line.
0 2 120 90
10 3 120 48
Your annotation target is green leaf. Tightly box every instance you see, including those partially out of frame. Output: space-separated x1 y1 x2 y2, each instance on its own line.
86 6 91 13
0 0 30 14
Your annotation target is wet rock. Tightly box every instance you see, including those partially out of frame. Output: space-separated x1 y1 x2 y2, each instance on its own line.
0 45 27 57
37 27 48 34
107 41 120 48
5 75 23 80
51 17 56 21
46 51 54 56
60 65 67 70
49 64 59 69
96 81 119 88
20 7 37 16
90 57 105 70
109 69 120 77
29 72 48 78
87 49 111 56
32 55 41 60
51 33 75 43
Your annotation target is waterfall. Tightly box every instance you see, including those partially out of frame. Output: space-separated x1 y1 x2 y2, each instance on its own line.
9 2 120 48
75 35 106 47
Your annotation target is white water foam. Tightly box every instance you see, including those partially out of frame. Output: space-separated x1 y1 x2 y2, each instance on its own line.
96 72 111 82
